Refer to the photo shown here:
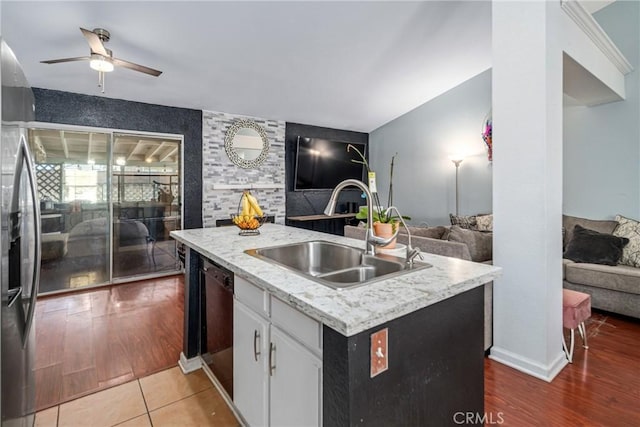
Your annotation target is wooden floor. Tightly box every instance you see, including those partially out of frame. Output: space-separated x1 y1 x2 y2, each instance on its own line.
35 276 640 425
485 310 640 426
34 275 184 411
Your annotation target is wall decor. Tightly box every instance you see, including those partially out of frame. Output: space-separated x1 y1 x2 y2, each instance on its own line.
481 110 492 162
202 111 285 228
224 119 269 169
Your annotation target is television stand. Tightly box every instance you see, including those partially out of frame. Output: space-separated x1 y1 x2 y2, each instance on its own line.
286 213 356 221
286 214 358 236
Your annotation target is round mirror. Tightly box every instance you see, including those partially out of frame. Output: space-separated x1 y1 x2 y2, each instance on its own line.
224 119 269 169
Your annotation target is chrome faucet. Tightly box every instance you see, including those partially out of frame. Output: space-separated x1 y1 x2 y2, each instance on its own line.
324 179 399 255
385 206 424 266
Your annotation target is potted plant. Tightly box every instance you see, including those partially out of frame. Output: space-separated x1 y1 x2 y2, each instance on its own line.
347 144 410 248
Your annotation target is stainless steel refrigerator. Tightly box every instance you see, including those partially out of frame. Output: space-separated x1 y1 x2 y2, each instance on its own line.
1 40 40 426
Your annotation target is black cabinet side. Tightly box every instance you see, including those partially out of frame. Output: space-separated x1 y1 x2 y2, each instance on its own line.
323 286 485 427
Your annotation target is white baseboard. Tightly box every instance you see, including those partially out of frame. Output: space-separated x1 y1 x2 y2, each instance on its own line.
489 346 568 382
178 352 202 374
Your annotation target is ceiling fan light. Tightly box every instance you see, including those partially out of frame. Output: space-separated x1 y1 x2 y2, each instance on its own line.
89 54 114 72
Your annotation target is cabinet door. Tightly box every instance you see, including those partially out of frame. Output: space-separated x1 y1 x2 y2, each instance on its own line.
234 301 269 427
270 327 322 427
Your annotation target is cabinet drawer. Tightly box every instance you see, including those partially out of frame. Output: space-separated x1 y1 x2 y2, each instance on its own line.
235 276 269 317
271 296 322 355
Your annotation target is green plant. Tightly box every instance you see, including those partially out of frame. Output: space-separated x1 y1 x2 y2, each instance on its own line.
347 144 410 224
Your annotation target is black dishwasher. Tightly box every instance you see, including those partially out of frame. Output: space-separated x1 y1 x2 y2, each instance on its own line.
200 258 234 398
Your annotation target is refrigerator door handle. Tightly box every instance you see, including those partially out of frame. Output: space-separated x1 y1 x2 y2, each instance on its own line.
16 135 41 348
7 287 23 308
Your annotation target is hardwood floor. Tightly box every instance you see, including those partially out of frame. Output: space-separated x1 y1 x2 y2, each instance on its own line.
34 275 184 410
485 310 640 426
36 276 640 425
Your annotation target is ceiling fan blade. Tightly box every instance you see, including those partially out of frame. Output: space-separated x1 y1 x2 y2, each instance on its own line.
80 27 108 56
41 56 90 64
112 58 162 77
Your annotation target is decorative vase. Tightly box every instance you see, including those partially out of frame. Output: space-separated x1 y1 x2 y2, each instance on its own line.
482 111 493 162
373 222 397 249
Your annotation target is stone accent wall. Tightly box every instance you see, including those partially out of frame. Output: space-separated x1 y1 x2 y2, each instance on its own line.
202 111 286 227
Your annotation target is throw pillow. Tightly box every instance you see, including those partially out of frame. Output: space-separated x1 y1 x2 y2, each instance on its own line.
449 214 478 230
562 215 618 250
409 226 448 240
564 224 629 266
476 214 493 232
447 225 492 262
613 215 640 267
441 227 451 241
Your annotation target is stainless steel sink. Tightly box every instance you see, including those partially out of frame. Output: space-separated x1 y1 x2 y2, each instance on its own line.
245 240 431 289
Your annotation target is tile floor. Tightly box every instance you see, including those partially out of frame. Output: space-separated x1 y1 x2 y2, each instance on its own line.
34 366 239 427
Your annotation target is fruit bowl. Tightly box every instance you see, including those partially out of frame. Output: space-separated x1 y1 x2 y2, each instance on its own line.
231 214 267 236
233 190 266 235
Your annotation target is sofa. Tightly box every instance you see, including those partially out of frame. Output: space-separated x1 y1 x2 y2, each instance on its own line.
41 232 68 261
67 217 110 259
66 217 155 268
344 224 494 351
562 215 640 319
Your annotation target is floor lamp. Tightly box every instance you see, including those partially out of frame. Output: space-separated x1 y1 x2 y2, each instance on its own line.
450 157 464 215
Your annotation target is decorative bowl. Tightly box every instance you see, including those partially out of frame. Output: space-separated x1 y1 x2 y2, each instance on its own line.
231 214 267 235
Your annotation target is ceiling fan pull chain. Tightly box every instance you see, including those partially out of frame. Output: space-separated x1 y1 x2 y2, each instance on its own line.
97 70 106 93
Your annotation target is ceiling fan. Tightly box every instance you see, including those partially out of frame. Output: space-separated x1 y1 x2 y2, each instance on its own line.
41 27 162 93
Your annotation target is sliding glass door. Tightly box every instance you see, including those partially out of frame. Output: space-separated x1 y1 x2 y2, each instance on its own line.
112 133 181 280
28 126 182 294
30 129 111 292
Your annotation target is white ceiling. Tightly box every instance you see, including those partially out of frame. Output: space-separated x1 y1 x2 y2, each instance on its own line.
1 1 492 132
581 0 616 14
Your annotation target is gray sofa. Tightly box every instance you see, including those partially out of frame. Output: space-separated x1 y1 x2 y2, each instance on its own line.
66 217 154 262
562 215 640 319
344 224 494 351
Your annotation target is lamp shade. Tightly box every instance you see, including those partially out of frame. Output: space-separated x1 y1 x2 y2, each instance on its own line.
449 155 464 167
89 54 114 72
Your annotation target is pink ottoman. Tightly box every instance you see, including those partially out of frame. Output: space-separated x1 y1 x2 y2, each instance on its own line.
562 289 591 363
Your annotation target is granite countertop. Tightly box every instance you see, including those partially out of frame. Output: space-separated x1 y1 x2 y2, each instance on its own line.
171 224 501 337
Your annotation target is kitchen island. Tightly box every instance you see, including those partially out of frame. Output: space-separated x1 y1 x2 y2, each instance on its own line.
171 224 501 427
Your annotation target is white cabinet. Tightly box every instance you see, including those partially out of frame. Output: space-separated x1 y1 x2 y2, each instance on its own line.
233 277 322 427
269 326 322 427
233 301 269 427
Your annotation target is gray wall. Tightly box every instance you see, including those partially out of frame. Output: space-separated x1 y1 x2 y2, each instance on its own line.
369 69 492 226
202 110 286 227
563 0 640 220
284 122 368 235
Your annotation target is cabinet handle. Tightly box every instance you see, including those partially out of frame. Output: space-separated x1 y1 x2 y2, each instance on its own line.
253 330 260 361
269 342 276 376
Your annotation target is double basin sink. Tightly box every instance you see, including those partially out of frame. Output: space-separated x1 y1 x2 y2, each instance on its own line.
245 240 431 290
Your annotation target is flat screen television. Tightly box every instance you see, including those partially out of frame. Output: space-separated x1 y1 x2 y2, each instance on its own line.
294 137 366 191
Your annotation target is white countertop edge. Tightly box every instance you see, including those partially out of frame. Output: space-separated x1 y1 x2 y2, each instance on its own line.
172 225 501 336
